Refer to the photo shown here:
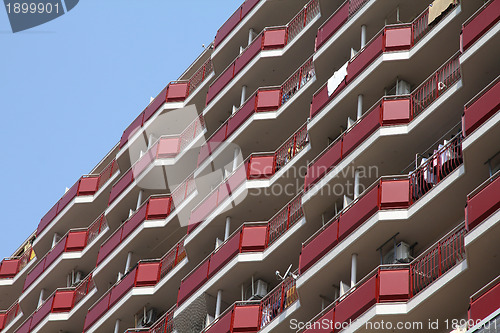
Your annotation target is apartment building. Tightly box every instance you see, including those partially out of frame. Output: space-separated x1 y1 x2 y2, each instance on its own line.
1 0 499 332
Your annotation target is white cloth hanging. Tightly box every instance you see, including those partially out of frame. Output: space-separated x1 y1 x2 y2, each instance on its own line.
327 61 348 96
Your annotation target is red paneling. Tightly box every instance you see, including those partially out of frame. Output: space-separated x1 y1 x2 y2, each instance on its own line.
157 138 180 158
334 275 377 326
96 228 123 265
198 144 212 166
0 259 20 278
379 179 410 209
0 313 5 330
52 290 75 312
338 186 379 241
342 105 381 156
23 258 45 290
316 2 349 50
227 95 257 137
304 308 335 332
241 226 267 252
209 124 228 152
66 231 87 252
299 220 338 273
120 112 145 148
205 308 233 333
467 175 500 230
232 305 260 332
304 140 342 189
147 197 172 220
166 82 189 102
469 281 500 322
234 35 263 75
310 85 329 118
463 79 500 136
78 177 99 196
84 293 111 331
177 260 209 305
30 296 53 330
384 27 412 51
256 89 281 112
109 169 134 204
206 64 235 105
57 181 79 214
214 8 242 48
461 0 500 51
109 268 137 307
15 317 31 333
132 149 155 177
37 202 59 236
382 98 411 125
248 156 275 179
144 86 168 122
218 182 231 206
346 33 384 83
189 190 219 230
379 269 410 302
227 164 248 192
44 237 67 270
121 204 148 240
135 262 160 287
241 0 260 18
263 29 287 50
208 233 240 277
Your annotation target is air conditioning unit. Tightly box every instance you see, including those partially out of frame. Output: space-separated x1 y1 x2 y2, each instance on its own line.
137 308 157 328
383 242 411 264
245 279 268 300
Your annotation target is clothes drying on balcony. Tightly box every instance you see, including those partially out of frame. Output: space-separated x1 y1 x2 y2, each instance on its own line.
428 0 457 24
327 61 348 96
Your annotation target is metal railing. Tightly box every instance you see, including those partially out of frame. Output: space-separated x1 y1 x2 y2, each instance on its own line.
0 302 20 330
267 194 304 246
286 0 320 43
281 56 315 106
259 278 298 329
274 122 309 172
187 57 213 95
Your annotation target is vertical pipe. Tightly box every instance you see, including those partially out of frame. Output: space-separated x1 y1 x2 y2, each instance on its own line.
357 94 363 119
351 253 358 287
361 25 367 48
241 85 247 106
125 252 133 272
215 290 223 317
136 190 143 210
52 233 60 248
224 217 231 241
38 289 45 308
248 28 255 45
232 105 237 115
241 284 245 301
233 148 240 172
114 319 120 333
354 170 361 199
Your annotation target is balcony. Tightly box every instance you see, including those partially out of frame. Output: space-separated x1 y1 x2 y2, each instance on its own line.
465 171 500 231
14 274 95 333
460 0 500 53
123 306 174 333
0 302 20 332
0 248 35 282
83 242 186 333
468 275 500 331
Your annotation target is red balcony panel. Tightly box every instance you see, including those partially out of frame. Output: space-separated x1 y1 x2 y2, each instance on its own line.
338 186 379 241
23 258 45 291
299 220 338 273
463 78 500 136
469 281 500 322
227 164 248 192
84 293 111 331
208 233 240 277
227 95 257 137
382 98 411 125
235 34 263 75
65 231 87 252
210 124 228 152
78 177 99 196
256 89 281 112
189 191 219 230
198 144 212 166
157 138 180 158
177 260 209 305
120 112 145 149
132 149 155 178
205 308 232 333
334 274 377 326
262 29 286 50
232 305 260 332
310 85 329 118
166 82 189 102
15 317 31 333
378 269 410 302
214 7 242 48
242 0 260 18
304 308 334 333
37 202 59 236
30 295 54 330
467 176 500 230
315 2 349 50
241 226 267 252
144 86 168 122
109 169 135 204
96 228 123 265
346 33 384 84
58 180 79 214
0 313 5 330
384 26 412 51
379 179 411 209
121 204 148 241
248 155 275 179
0 259 20 279
109 267 137 307
135 262 160 287
342 105 381 157
44 237 67 270
147 197 172 220
52 290 75 313
304 140 342 190
206 64 235 105
461 0 500 51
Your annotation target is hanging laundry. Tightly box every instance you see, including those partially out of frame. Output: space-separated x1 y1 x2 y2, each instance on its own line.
327 61 348 96
428 0 456 25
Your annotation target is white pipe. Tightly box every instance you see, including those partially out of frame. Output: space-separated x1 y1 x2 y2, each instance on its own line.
248 28 255 45
114 319 120 333
241 284 245 301
357 94 363 119
361 25 367 48
232 105 237 115
38 289 45 308
52 233 60 248
215 290 223 317
136 190 143 210
354 170 361 199
224 217 231 240
240 85 247 106
125 252 133 272
351 253 358 287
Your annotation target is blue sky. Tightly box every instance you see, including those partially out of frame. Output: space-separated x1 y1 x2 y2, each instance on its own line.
0 0 240 258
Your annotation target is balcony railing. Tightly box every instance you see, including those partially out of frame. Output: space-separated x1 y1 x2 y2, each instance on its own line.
98 177 194 266
469 274 500 326
206 0 320 105
305 54 461 191
461 0 500 52
0 302 19 331
466 169 500 231
37 159 118 236
202 278 298 333
24 214 107 291
302 226 466 332
119 57 213 149
301 137 463 273
85 242 185 332
198 57 314 166
214 0 261 48
0 246 35 280
15 274 95 333
310 2 460 119
179 197 303 306
124 306 175 333
110 116 204 205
